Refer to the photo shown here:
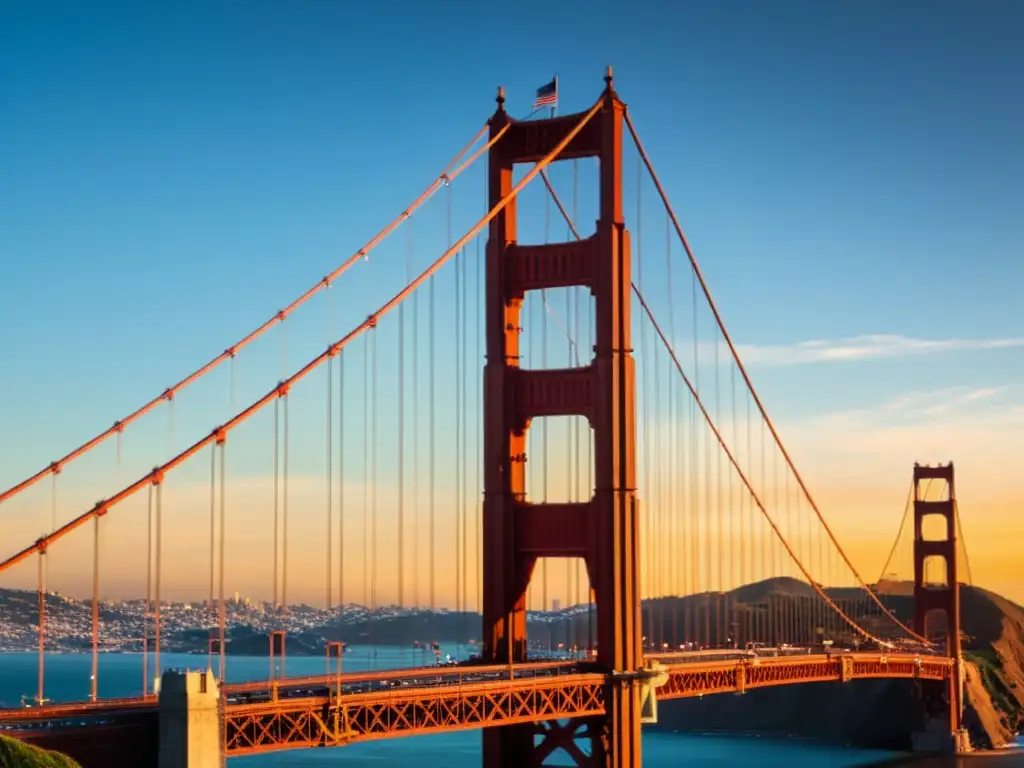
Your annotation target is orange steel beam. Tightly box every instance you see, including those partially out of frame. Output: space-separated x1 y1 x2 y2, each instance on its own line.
658 653 952 700
223 674 606 755
0 100 600 575
0 651 951 760
212 652 951 755
0 124 504 509
223 659 578 694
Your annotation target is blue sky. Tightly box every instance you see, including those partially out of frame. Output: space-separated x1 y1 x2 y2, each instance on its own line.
0 1 1021 603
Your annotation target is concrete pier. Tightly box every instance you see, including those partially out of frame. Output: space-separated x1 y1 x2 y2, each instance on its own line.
158 669 222 768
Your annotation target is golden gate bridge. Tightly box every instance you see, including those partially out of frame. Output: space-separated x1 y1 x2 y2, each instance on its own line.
0 70 969 766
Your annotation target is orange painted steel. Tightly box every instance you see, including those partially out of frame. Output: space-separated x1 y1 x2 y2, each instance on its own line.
223 674 606 755
0 696 157 722
482 70 643 768
0 122 499 509
218 652 949 755
912 462 964 733
658 653 952 700
0 100 599 576
0 652 952 759
223 659 578 695
623 111 930 648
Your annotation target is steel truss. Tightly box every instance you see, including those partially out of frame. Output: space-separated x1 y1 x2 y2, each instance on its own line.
659 653 952 699
0 652 954 760
223 674 605 755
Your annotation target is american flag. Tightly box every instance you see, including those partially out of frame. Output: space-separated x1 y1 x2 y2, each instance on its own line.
533 77 558 110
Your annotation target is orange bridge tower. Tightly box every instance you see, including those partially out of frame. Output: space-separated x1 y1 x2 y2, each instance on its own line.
481 69 644 767
912 462 966 744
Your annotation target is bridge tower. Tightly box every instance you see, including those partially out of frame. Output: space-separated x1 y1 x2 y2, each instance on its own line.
912 462 964 738
481 69 643 767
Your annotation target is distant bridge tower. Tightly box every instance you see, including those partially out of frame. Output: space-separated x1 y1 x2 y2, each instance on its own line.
912 462 964 738
481 69 643 767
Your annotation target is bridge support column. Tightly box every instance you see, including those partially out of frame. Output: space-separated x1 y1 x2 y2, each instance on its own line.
481 68 642 768
158 669 222 768
911 462 969 752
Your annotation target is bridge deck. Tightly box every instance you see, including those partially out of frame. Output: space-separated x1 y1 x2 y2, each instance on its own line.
0 652 952 757
222 652 951 754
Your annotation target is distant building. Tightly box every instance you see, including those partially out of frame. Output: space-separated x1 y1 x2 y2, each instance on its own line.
552 599 561 613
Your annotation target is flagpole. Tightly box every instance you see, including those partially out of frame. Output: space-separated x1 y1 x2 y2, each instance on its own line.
551 74 558 118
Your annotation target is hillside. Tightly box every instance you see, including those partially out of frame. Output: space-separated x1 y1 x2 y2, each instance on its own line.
0 735 80 768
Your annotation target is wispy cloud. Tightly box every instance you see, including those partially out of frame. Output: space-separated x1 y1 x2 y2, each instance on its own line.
732 334 1024 367
782 386 1024 491
802 385 1015 430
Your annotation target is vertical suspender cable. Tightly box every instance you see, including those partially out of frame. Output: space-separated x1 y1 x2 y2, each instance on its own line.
568 230 579 648
164 397 173 669
749 393 757 647
412 218 420 611
541 284 549 616
91 512 100 701
651 218 664 645
429 267 437 625
327 282 334 611
730 363 738 646
282 393 290 610
273 399 280 610
664 207 679 644
455 237 463 644
461 238 469 630
154 481 162 687
371 328 378 663
338 349 346 614
784 468 792 641
362 334 370 647
327 354 334 610
218 438 227 681
636 157 651 645
567 285 575 644
37 547 45 705
398 230 406 610
772 449 780 643
715 308 724 645
690 254 700 645
572 169 583 645
760 416 767 642
526 272 536 616
577 160 593 652
475 231 482 618
209 446 216 610
144 484 153 694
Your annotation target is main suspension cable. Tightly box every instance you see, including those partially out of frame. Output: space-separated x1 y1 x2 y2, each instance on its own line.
539 162 902 648
0 123 504 509
633 286 892 647
623 110 931 647
877 482 915 583
0 98 603 576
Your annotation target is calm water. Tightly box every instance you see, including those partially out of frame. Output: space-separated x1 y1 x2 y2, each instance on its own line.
1 650 1020 766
